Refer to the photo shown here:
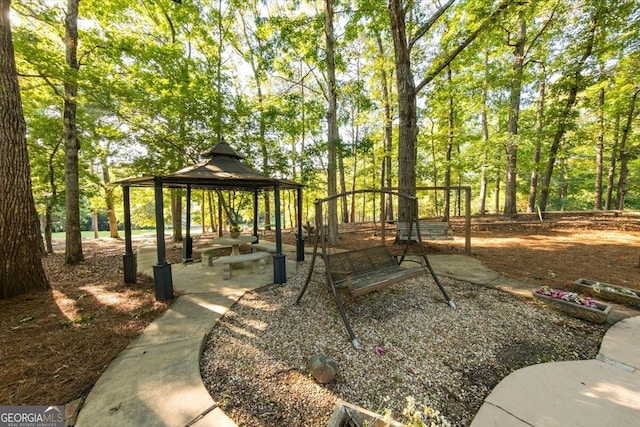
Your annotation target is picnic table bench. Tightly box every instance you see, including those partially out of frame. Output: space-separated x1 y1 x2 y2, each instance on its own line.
193 245 232 266
327 245 425 297
251 243 277 264
251 243 276 254
395 221 452 242
211 252 269 280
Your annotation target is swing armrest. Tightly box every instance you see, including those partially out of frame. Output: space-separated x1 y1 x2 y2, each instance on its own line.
330 270 353 290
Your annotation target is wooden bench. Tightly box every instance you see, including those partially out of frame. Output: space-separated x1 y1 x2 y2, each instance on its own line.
327 246 425 297
395 221 452 242
211 252 269 280
194 245 232 266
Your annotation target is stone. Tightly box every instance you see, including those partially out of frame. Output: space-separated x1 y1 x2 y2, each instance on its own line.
308 354 337 384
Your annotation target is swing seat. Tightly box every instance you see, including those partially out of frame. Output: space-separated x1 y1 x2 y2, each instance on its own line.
327 246 425 297
295 189 456 349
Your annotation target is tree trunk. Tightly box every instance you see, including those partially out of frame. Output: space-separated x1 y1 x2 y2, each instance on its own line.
479 50 490 215
429 120 440 216
605 114 620 210
389 0 511 221
325 0 339 243
44 206 54 254
494 175 500 213
504 15 526 215
217 194 223 236
92 210 99 238
615 89 639 210
201 190 207 233
388 0 418 221
443 67 454 222
44 140 62 253
339 147 349 223
171 189 183 242
376 33 394 221
527 64 546 213
260 100 272 232
539 11 598 212
242 22 272 232
594 86 605 210
63 0 83 263
0 0 50 298
101 157 119 238
207 191 217 233
350 118 358 224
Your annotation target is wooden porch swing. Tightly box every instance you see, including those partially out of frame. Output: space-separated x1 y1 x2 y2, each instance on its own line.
295 189 456 349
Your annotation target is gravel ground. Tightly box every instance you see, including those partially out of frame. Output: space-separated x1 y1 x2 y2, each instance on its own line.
200 261 608 426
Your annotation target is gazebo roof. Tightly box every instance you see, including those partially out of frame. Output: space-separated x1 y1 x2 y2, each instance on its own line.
115 140 302 190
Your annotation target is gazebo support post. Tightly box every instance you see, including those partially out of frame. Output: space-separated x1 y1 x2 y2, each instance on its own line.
273 181 286 284
152 177 173 301
253 190 259 244
122 186 137 283
296 187 304 261
182 185 193 263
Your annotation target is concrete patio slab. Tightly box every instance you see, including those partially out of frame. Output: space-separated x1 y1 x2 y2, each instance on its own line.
75 336 215 427
430 254 501 285
471 360 640 427
598 315 640 372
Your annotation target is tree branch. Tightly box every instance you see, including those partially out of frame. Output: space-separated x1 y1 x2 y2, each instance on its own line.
409 0 456 50
523 3 558 62
17 72 64 98
416 0 516 93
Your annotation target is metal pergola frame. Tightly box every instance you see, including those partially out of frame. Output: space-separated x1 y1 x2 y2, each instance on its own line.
115 141 304 301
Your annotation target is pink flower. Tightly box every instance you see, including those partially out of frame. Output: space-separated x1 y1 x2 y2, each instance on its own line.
374 346 385 356
535 286 599 308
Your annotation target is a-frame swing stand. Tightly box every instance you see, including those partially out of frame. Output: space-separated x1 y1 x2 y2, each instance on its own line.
295 189 456 349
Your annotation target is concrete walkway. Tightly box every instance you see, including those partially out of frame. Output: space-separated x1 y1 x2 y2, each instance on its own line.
75 242 300 427
74 247 640 426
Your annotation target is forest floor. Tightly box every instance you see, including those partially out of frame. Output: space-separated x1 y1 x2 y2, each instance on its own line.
1 212 639 413
0 240 169 407
411 212 640 292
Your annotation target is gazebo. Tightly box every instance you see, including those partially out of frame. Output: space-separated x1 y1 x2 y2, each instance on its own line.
115 140 304 300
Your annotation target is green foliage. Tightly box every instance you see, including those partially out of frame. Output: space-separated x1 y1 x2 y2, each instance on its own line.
11 0 640 232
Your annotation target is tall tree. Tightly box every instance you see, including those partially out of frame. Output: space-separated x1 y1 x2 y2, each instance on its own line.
63 0 83 263
527 61 547 213
504 12 526 215
443 66 455 221
604 113 619 210
100 155 119 238
538 5 599 212
0 0 50 298
237 5 273 231
615 88 639 210
594 82 605 210
375 32 394 220
388 0 513 220
325 0 339 243
478 49 490 215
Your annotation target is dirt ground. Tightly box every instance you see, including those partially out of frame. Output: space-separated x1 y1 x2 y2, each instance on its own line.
1 213 638 408
440 216 640 292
